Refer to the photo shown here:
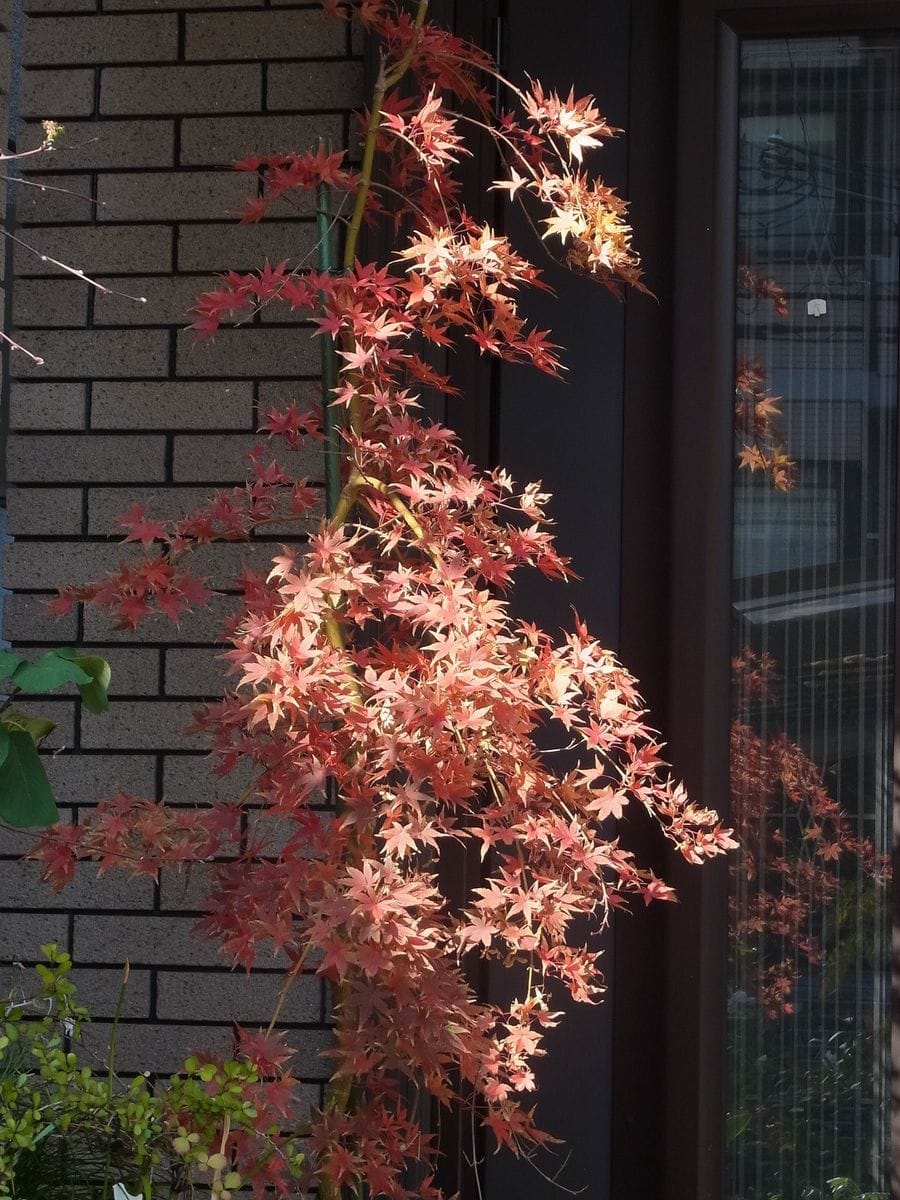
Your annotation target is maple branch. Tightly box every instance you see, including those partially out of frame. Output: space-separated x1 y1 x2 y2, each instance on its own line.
360 476 441 568
343 0 429 275
317 172 343 517
330 471 363 528
265 947 311 1036
341 0 428 440
324 611 365 708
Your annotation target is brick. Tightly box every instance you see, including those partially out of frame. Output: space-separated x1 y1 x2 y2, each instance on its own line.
3 592 78 643
249 807 326 858
101 64 261 116
74 914 220 965
25 0 97 12
13 277 88 326
157 970 321 1023
45 752 156 805
0 820 55 858
6 485 83 535
79 700 196 750
83 594 236 643
0 861 155 909
257 379 321 409
69 967 151 1018
18 697 76 745
20 120 174 170
107 0 262 8
88 485 220 531
185 10 344 60
350 13 364 53
94 275 212 327
9 381 86 429
82 1021 233 1073
17 174 94 224
175 326 318 377
172 432 321 481
157 863 214 910
177 220 316 272
180 113 342 167
4 540 120 589
23 13 178 65
8 432 166 482
284 1028 334 1079
0 969 151 1036
182 543 310 594
13 225 171 275
267 60 363 111
249 495 324 536
0 913 69 960
97 170 249 221
21 67 96 118
11 329 171 379
95 645 160 694
190 541 286 589
92 381 252 430
163 753 253 805
164 647 223 696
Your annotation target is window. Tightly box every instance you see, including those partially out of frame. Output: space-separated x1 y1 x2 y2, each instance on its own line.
726 32 898 1200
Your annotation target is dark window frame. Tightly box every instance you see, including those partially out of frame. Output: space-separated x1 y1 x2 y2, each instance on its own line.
616 4 900 1199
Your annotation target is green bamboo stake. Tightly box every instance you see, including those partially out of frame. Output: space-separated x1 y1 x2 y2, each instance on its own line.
316 172 341 519
316 165 343 838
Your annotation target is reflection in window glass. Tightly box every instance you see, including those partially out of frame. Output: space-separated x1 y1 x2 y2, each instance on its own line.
727 35 898 1200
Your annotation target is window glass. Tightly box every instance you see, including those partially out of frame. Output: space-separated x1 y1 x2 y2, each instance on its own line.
727 34 898 1200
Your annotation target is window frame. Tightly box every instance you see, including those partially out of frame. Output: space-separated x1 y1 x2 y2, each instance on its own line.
615 4 900 1198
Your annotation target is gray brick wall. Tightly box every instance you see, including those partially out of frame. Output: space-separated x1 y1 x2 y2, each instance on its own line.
1 0 360 1090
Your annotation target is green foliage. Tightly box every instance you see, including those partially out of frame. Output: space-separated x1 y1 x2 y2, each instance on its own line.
764 1180 888 1200
11 651 92 695
0 729 57 827
0 648 111 829
0 947 305 1199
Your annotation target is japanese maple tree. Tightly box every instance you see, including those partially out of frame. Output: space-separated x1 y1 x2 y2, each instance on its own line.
35 2 736 1196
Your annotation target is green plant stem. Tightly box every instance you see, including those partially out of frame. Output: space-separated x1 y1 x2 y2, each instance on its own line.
317 172 342 519
101 962 129 1200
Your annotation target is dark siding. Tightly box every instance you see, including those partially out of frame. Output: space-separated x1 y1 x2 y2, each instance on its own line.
485 4 631 1199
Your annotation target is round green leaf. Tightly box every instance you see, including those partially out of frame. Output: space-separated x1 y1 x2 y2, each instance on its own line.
13 651 92 694
0 729 59 828
0 726 10 769
2 711 57 744
73 655 112 715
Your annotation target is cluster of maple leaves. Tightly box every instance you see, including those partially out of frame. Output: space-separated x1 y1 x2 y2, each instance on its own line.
734 258 796 493
729 649 889 1020
35 2 735 1196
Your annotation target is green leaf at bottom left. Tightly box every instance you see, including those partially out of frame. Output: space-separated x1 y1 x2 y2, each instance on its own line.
0 729 59 828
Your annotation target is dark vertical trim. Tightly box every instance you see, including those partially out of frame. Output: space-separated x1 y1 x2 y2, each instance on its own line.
663 13 739 1200
892 217 900 1200
612 0 679 1194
